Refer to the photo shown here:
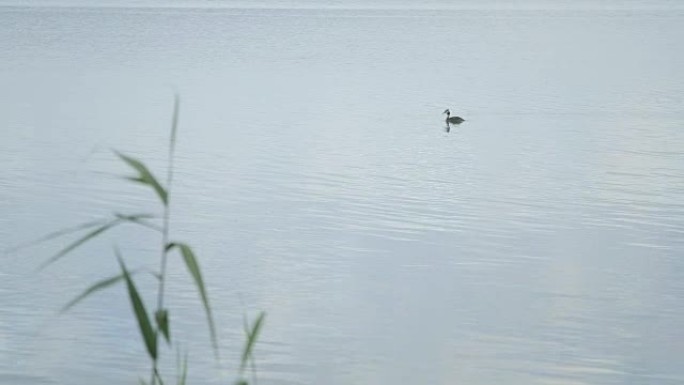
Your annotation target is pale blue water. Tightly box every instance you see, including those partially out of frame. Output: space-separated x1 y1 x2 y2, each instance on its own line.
1 3 683 385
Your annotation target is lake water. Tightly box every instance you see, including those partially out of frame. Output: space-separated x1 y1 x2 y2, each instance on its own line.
1 2 684 384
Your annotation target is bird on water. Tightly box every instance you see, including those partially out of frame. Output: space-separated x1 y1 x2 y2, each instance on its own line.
443 109 465 124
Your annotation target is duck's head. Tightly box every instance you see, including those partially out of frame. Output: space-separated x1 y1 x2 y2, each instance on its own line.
443 109 451 115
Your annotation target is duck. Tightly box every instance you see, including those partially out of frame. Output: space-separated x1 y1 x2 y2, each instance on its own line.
443 109 465 124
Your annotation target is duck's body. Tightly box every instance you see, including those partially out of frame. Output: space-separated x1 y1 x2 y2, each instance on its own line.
443 109 465 124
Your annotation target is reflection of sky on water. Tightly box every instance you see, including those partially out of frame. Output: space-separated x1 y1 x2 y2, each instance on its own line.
1 4 683 385
2 0 684 10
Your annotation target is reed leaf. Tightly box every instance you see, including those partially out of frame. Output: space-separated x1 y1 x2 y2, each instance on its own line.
4 219 108 255
11 213 157 258
39 220 121 270
156 309 170 345
115 213 163 232
156 370 165 385
149 271 163 281
115 213 156 220
166 242 218 355
117 250 157 360
60 271 138 313
169 94 179 171
117 152 168 206
176 348 188 385
240 311 265 374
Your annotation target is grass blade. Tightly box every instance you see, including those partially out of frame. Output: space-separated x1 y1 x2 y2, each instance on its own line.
180 355 188 385
117 249 157 360
115 213 163 233
167 242 218 356
33 213 156 270
169 94 179 169
4 219 108 255
176 348 188 385
39 220 120 270
240 311 265 374
115 213 156 220
60 271 137 313
156 370 165 385
155 309 171 345
163 94 180 203
116 152 168 206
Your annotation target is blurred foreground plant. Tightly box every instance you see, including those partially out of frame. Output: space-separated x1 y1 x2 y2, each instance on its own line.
22 96 264 385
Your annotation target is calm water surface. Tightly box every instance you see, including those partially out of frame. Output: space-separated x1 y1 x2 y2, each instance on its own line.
1 3 683 385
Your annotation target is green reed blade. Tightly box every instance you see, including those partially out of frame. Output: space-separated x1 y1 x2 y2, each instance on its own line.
29 212 156 268
38 220 121 270
155 309 171 345
169 94 179 167
115 213 163 233
117 249 157 360
156 370 165 385
176 348 188 385
240 311 265 374
114 213 164 232
4 218 108 255
60 271 138 313
167 242 218 356
116 152 168 206
149 270 163 281
115 213 156 220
